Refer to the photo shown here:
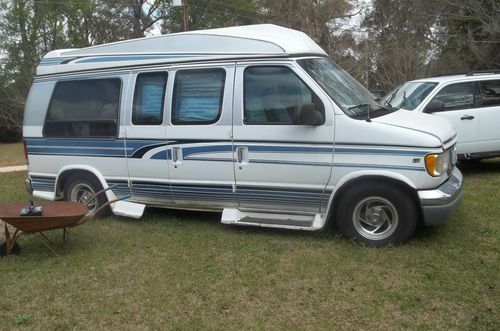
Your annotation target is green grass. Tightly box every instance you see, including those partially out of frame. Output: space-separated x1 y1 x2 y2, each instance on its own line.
0 161 499 329
0 143 25 167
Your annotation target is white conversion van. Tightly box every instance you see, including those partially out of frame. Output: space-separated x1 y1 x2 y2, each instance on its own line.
23 24 463 246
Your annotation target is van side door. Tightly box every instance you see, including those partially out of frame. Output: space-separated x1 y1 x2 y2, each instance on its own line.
165 63 237 209
119 69 172 204
232 62 335 213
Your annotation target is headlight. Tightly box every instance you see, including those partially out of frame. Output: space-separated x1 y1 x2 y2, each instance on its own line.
425 151 452 177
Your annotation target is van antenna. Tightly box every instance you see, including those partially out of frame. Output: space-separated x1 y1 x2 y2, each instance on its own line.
366 104 371 122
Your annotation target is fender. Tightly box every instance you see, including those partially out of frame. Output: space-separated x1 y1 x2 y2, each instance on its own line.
323 169 418 222
55 164 119 203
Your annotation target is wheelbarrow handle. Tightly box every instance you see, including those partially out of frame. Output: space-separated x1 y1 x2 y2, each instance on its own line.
83 184 118 207
78 194 132 224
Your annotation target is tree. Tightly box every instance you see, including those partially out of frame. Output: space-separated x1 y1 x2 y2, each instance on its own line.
258 0 352 51
0 0 64 141
161 0 260 33
361 0 442 91
436 0 500 72
0 0 171 140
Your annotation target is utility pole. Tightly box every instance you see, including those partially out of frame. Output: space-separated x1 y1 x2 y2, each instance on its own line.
173 0 189 31
183 0 189 31
364 37 369 89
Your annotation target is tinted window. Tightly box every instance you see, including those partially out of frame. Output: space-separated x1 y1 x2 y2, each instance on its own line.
244 66 324 125
172 68 225 125
431 82 474 111
44 79 121 138
132 72 167 125
479 80 500 107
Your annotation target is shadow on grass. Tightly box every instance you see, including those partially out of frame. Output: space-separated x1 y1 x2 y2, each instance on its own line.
412 224 443 241
110 204 452 247
119 206 336 240
457 157 500 175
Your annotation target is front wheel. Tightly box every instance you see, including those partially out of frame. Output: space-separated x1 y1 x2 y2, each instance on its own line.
335 183 417 246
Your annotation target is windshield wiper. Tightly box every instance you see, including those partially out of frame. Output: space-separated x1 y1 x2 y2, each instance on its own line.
384 88 399 109
348 103 370 111
348 103 392 122
348 103 389 112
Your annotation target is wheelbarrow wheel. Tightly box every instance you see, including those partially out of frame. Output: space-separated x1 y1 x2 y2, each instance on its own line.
64 174 110 217
0 241 21 256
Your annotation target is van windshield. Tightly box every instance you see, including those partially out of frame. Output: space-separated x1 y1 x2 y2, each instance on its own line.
383 81 438 110
298 58 391 119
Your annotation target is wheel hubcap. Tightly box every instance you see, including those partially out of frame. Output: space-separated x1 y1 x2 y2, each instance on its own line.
353 197 398 241
70 183 97 212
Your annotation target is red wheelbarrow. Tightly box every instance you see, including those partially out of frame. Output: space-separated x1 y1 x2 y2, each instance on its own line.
0 187 131 256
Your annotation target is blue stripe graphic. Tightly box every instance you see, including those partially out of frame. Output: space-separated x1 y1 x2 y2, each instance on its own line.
334 147 427 156
333 163 425 172
31 176 56 192
26 138 428 171
75 55 195 64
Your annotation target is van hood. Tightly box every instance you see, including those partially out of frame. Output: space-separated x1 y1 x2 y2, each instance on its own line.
372 110 456 146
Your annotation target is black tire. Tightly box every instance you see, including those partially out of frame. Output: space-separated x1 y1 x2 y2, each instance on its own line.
335 183 417 246
63 174 109 216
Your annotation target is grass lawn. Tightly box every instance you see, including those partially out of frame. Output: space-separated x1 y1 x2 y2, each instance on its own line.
0 161 499 329
0 143 25 167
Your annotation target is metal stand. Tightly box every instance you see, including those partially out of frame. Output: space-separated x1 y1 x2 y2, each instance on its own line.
4 221 21 255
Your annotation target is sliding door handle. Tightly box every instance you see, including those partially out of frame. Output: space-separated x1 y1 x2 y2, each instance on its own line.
236 147 243 163
460 115 474 120
235 147 248 167
172 147 181 163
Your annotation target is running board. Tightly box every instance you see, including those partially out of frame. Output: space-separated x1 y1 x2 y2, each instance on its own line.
221 208 326 231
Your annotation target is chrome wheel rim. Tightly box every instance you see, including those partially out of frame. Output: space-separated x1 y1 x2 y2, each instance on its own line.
352 196 398 241
70 183 97 212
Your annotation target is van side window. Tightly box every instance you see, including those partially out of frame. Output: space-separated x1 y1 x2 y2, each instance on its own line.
132 72 167 125
479 80 500 107
430 82 474 111
172 68 225 125
43 79 121 138
244 66 324 125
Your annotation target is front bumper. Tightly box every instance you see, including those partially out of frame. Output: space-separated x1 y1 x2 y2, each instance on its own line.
418 167 463 226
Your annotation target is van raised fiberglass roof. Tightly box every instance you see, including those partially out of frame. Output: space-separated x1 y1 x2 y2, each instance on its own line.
37 24 327 76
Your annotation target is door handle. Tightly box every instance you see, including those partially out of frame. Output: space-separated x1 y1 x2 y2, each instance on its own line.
235 147 248 167
236 147 243 163
460 115 474 120
172 147 181 163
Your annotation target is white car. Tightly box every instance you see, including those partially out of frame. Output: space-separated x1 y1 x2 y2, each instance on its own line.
383 72 500 161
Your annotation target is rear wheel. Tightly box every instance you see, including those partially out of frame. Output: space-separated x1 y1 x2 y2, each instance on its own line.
63 174 108 216
335 183 417 246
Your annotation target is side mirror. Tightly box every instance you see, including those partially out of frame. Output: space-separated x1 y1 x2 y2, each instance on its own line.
424 100 445 113
294 103 325 126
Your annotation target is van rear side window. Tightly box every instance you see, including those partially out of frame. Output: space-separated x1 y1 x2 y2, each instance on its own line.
132 72 167 125
172 68 225 125
43 78 121 138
